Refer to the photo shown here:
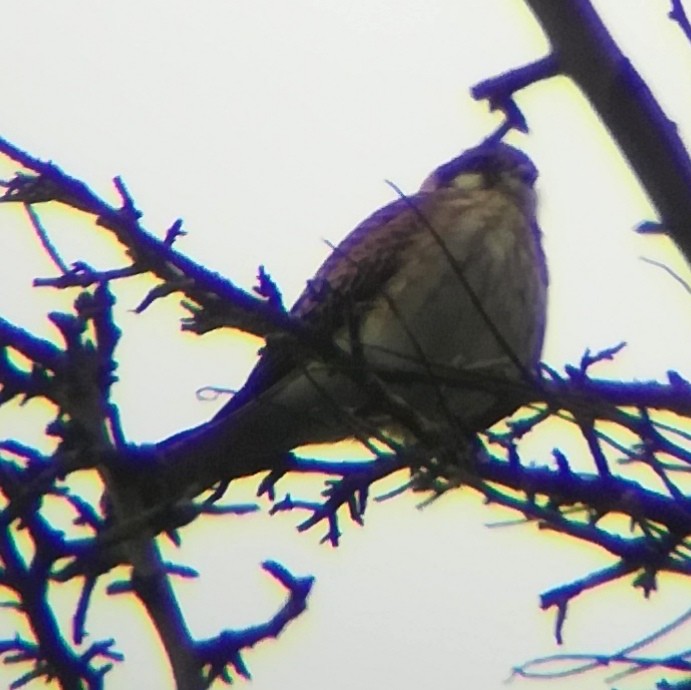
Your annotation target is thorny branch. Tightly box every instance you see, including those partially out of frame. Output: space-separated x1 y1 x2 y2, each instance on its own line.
471 1 691 271
2 135 691 687
0 153 315 685
0 2 690 685
476 0 691 265
0 135 299 341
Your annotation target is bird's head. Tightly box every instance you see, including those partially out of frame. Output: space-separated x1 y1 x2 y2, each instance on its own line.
420 142 538 206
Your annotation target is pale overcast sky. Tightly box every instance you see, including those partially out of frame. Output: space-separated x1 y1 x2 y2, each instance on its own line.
1 2 691 689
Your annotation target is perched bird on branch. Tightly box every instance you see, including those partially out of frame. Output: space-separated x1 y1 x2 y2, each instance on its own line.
156 140 548 497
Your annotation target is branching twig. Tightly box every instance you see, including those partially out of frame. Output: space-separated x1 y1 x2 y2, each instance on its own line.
523 0 691 264
195 561 314 685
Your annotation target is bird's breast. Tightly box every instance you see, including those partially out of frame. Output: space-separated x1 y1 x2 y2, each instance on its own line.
350 196 543 373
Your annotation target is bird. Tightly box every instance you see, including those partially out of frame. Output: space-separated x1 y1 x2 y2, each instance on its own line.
154 140 548 500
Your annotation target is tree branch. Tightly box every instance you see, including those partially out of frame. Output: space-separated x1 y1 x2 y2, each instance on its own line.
522 0 691 263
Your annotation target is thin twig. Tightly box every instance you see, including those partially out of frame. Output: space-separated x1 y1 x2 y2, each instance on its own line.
23 203 70 274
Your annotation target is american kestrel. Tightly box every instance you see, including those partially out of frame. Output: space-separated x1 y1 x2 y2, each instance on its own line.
161 141 547 485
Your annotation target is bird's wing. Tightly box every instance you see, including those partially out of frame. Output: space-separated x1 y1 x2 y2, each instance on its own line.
213 193 432 419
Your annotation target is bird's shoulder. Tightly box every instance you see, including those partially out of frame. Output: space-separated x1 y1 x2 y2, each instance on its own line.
214 184 514 419
291 186 495 323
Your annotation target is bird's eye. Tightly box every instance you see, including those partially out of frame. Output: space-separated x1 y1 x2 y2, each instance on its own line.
514 161 538 185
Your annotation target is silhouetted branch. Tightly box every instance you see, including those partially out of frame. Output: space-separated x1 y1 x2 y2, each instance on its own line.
471 55 559 128
522 0 691 263
1 4 690 683
0 135 298 341
0 461 118 688
196 561 314 685
669 0 691 43
474 2 691 263
512 606 691 685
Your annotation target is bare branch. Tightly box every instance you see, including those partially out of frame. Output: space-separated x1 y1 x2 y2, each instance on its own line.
669 0 691 43
523 0 691 264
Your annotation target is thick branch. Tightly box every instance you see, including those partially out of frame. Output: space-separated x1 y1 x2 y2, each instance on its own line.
524 0 691 263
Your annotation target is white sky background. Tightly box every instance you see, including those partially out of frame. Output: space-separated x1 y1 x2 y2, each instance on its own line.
0 1 691 689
